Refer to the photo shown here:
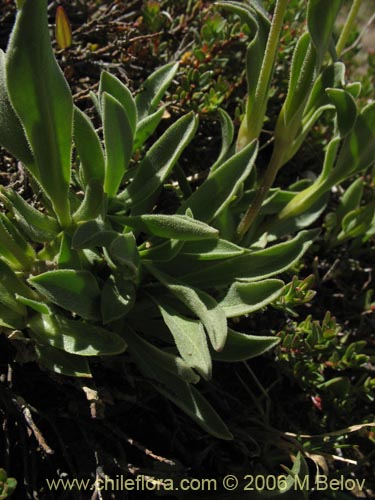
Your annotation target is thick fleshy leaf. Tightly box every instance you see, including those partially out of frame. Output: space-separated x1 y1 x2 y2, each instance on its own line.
212 329 280 362
0 260 36 299
121 214 219 241
175 230 318 287
138 239 184 262
103 92 133 197
28 270 101 320
100 71 137 134
135 62 179 121
35 344 92 378
15 294 52 315
123 326 232 440
109 233 140 279
179 238 245 260
28 314 126 356
145 263 227 351
154 296 212 380
210 108 234 173
74 107 105 185
0 213 36 269
134 107 164 151
72 220 117 250
55 6 72 50
6 0 73 226
326 88 357 137
307 0 343 67
72 180 105 223
119 113 198 208
0 49 33 166
219 280 284 318
336 177 363 223
179 139 258 222
0 187 59 243
101 275 135 324
0 303 26 329
123 327 199 384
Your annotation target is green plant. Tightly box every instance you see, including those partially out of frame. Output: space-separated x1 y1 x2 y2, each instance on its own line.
219 0 375 244
0 0 320 440
0 469 16 500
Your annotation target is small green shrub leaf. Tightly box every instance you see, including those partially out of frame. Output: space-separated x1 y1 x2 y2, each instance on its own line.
28 314 126 356
119 113 198 208
29 270 101 320
219 279 284 318
121 214 219 241
145 264 227 351
35 344 92 378
6 0 73 226
74 107 105 185
103 92 133 198
135 62 179 121
179 139 258 222
154 296 212 380
212 329 280 362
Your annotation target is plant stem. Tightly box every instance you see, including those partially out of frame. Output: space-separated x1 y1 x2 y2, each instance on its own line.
236 149 283 242
242 0 289 147
336 0 363 57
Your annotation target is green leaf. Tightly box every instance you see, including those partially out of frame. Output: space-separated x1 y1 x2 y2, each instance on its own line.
326 88 357 137
100 71 137 134
177 230 318 287
123 326 199 384
35 344 92 378
219 280 284 318
179 139 258 222
73 106 105 185
101 274 135 324
72 180 105 223
0 259 36 300
119 113 198 208
15 294 52 315
0 187 59 243
121 214 219 241
179 238 245 260
154 296 212 380
28 313 126 356
133 107 164 151
331 101 375 183
6 0 73 226
123 326 232 440
108 233 140 279
307 0 343 67
0 303 26 329
0 213 36 269
0 49 34 166
138 238 184 262
28 270 101 320
72 220 117 250
212 329 280 362
135 62 179 121
102 92 133 197
210 108 234 173
336 177 363 222
145 263 227 351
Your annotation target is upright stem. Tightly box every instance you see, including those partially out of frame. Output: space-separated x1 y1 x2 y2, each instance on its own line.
336 0 363 57
241 0 290 147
